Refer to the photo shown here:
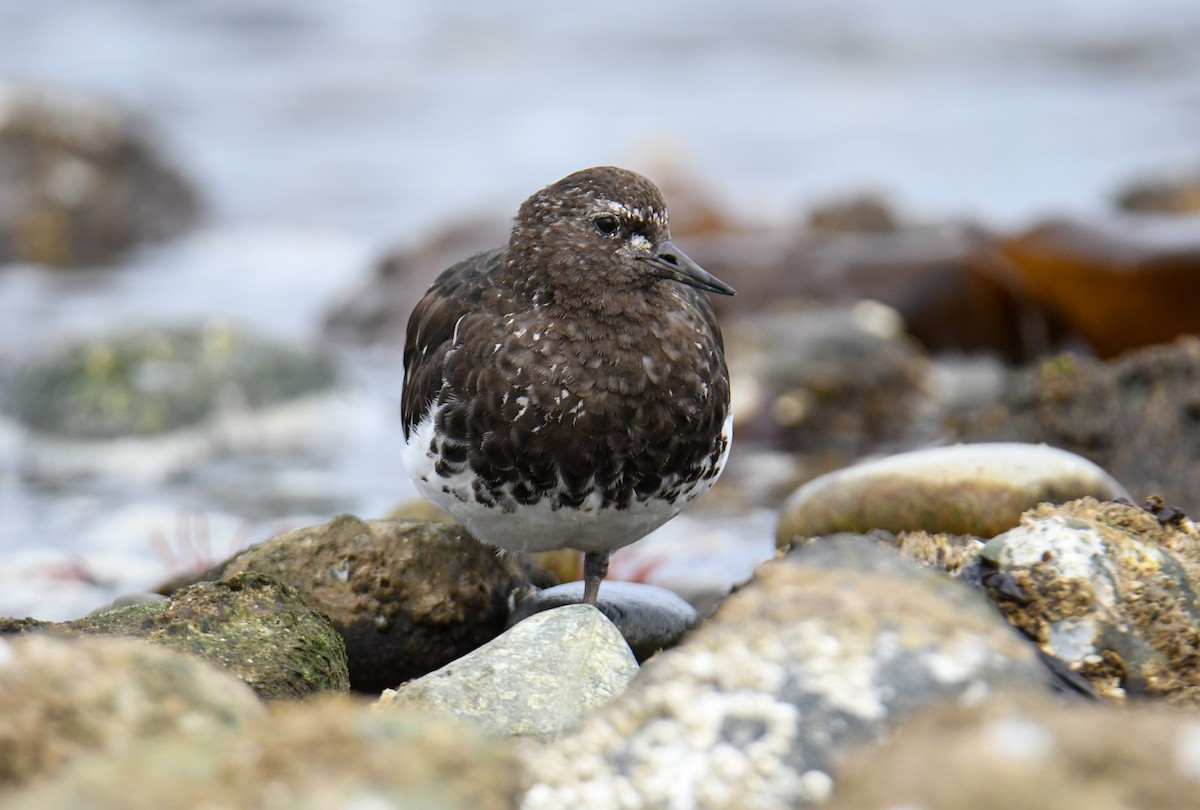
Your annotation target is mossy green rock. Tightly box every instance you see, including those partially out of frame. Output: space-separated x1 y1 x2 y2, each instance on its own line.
2 573 349 699
4 324 336 439
194 514 532 693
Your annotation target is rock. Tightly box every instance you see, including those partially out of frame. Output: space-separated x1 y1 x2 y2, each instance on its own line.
1115 168 1200 214
725 300 928 460
378 604 638 740
192 514 531 693
0 81 201 267
385 495 457 522
2 572 349 700
976 497 1200 703
0 634 262 791
508 581 700 662
947 337 1200 514
806 193 901 233
601 506 781 617
4 695 520 810
5 323 336 441
993 216 1200 357
519 537 1047 810
816 528 985 576
2 323 340 482
777 443 1131 548
826 690 1200 810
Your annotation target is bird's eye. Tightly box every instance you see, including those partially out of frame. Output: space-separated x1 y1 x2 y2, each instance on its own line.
593 215 619 236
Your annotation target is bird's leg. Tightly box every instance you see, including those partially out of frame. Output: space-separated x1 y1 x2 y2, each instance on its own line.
582 550 610 606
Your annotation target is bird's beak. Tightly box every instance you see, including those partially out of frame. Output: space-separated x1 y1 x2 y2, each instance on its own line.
641 239 736 296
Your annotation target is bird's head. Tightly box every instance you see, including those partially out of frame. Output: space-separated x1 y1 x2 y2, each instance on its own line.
508 166 735 299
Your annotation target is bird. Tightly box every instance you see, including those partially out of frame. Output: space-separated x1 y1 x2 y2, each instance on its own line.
401 166 734 606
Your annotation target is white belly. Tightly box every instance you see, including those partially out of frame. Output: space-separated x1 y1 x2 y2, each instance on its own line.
401 408 733 554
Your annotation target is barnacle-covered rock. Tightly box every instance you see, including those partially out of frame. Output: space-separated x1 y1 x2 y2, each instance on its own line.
977 497 1200 703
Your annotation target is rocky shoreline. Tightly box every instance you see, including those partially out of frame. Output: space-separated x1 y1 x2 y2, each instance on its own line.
4 82 1200 808
4 476 1200 807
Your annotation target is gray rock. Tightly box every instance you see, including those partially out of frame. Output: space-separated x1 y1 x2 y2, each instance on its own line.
777 442 1130 547
725 300 928 461
191 515 532 694
4 695 520 810
379 604 638 740
977 497 1200 703
827 690 1200 810
508 581 700 662
520 537 1047 810
2 572 349 700
0 634 263 791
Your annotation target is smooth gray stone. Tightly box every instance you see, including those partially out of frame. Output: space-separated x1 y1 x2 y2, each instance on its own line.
378 604 638 741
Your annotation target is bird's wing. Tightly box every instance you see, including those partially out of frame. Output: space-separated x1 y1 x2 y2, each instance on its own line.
401 248 504 438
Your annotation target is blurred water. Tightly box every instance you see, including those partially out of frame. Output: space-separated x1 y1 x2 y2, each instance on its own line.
1 0 1198 617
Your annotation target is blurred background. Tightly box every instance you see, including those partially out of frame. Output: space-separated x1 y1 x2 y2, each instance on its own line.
2 0 1198 618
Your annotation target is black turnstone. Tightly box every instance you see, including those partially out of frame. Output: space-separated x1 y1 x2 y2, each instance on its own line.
401 166 734 605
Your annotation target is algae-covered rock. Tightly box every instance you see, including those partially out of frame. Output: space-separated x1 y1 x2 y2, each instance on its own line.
977 497 1200 703
3 572 349 699
4 695 520 810
196 514 531 692
5 323 336 441
0 634 262 791
888 530 987 574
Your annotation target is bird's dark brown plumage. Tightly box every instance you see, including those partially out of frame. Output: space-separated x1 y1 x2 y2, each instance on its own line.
401 166 734 605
